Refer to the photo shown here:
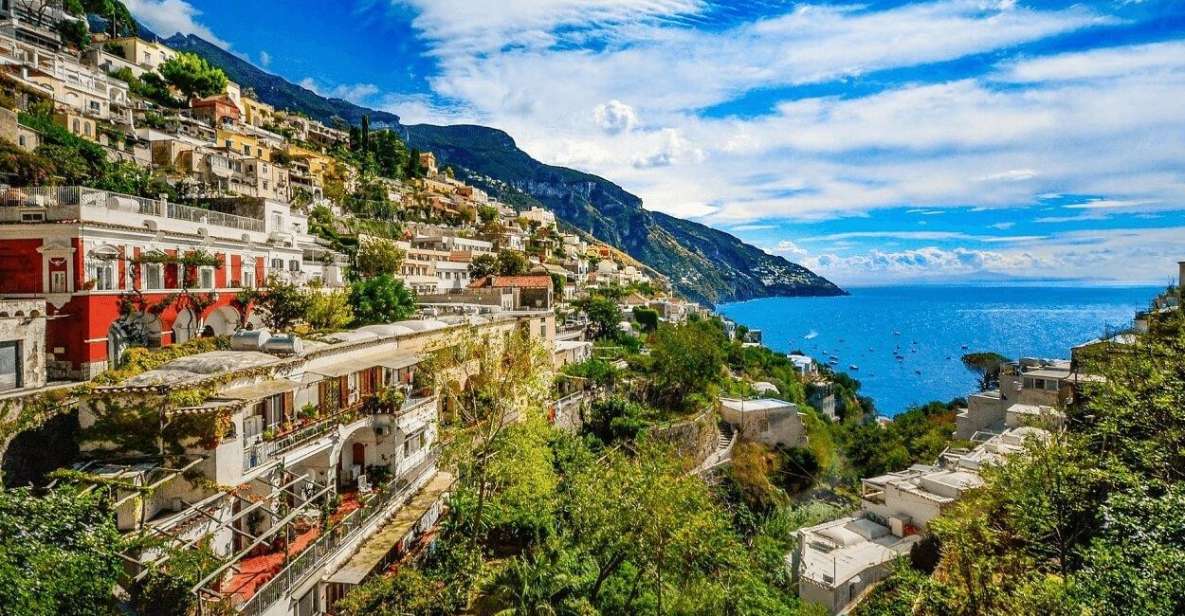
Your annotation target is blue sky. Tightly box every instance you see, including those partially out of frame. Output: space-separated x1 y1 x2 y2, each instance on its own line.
127 0 1185 286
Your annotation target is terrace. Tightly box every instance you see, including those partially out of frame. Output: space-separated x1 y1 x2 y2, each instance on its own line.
203 451 443 616
0 186 265 234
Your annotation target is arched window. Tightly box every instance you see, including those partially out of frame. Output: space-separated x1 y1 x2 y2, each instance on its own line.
88 246 119 291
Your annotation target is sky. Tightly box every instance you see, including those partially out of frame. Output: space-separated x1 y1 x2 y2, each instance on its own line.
126 0 1185 287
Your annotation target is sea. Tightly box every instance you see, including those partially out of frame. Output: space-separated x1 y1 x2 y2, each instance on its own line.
718 285 1159 416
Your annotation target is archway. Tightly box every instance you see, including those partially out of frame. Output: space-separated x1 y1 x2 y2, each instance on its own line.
107 321 129 368
172 309 199 345
204 306 241 337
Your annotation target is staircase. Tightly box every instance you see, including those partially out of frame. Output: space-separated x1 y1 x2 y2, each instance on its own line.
694 421 738 475
717 422 734 451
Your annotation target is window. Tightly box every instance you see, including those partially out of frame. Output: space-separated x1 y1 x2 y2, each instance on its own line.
288 260 300 272
50 271 67 293
271 258 283 270
0 341 21 392
89 250 117 291
144 263 163 290
225 139 232 148
199 267 215 289
242 264 254 288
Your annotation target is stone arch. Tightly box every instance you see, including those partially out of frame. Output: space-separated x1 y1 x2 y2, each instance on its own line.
204 305 241 337
172 308 199 345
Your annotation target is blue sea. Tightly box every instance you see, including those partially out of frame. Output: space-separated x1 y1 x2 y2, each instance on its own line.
718 286 1158 416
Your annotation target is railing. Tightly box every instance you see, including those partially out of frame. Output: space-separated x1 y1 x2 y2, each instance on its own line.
242 397 438 472
241 409 363 472
167 201 264 232
0 186 265 233
233 451 440 616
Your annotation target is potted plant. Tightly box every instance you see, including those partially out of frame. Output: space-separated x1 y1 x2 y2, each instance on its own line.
300 403 318 422
261 428 276 441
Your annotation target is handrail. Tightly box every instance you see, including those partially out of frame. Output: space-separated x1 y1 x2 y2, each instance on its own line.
230 451 440 616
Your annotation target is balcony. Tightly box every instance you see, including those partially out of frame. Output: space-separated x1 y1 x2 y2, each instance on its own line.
242 396 437 472
223 451 440 616
0 186 265 233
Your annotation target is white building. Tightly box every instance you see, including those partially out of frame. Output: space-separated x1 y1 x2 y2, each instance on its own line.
796 426 1048 614
719 397 807 449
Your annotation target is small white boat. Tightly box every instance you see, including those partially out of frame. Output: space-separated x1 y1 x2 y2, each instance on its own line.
849 364 859 371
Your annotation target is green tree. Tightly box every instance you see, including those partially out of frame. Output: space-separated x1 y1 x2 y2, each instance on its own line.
496 249 530 275
304 285 353 331
468 253 498 279
348 274 416 325
426 327 552 545
650 320 727 409
249 274 310 331
0 487 123 616
159 52 229 100
961 352 1009 391
354 237 405 279
632 307 659 333
579 296 622 340
478 204 499 223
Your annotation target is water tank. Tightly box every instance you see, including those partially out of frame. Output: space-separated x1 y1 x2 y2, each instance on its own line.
262 333 303 356
106 195 138 211
230 328 271 351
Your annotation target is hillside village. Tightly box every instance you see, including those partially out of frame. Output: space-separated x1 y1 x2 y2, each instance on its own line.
0 4 1183 616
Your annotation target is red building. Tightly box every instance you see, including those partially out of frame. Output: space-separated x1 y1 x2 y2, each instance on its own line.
0 186 346 380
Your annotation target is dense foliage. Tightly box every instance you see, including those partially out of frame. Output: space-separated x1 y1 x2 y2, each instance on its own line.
0 488 123 616
158 52 229 100
348 274 416 325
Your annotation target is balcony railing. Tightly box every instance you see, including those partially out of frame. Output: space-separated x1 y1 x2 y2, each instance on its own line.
232 450 440 616
241 396 437 472
0 186 265 233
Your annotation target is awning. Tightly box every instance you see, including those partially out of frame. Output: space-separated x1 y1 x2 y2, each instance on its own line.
326 471 453 585
217 379 300 401
309 352 422 378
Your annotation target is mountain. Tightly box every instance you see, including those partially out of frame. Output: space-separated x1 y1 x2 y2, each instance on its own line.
163 34 401 128
164 33 844 304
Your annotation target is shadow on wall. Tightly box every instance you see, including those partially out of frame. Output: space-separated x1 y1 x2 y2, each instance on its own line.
2 410 80 488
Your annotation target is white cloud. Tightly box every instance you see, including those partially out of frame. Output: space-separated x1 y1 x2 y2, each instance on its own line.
991 222 1016 230
805 227 1185 285
299 78 380 105
259 50 271 68
124 0 229 48
593 100 638 135
378 93 474 126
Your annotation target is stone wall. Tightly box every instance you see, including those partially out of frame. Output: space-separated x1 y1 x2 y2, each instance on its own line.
0 299 47 392
648 409 718 468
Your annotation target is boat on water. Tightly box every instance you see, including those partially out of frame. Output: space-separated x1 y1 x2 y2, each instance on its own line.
961 344 969 350
849 365 859 371
828 358 839 365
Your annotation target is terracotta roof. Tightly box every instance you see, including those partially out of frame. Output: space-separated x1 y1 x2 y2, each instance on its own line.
470 275 553 289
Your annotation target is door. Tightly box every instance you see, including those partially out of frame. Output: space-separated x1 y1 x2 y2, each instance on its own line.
352 442 366 467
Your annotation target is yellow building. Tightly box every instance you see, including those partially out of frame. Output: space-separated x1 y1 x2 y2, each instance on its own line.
242 96 275 128
216 128 271 161
105 37 177 71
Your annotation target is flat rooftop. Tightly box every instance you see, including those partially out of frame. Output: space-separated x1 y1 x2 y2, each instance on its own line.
799 517 918 587
122 351 280 387
720 398 796 412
